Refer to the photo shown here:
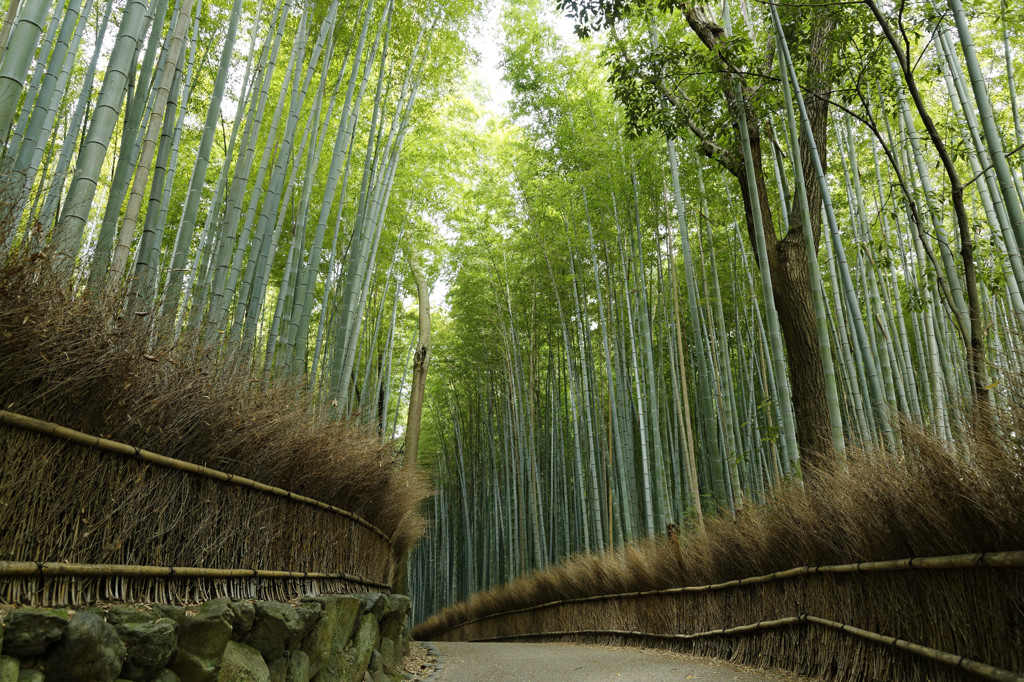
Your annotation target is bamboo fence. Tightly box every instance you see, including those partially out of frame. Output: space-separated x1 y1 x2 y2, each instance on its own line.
0 410 396 606
418 551 1024 681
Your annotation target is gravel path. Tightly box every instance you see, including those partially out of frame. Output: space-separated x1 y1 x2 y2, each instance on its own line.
429 641 818 681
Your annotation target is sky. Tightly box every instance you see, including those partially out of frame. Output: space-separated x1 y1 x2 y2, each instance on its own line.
468 0 581 115
421 0 579 309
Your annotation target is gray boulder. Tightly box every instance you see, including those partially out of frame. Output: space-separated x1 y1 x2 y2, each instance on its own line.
44 613 126 682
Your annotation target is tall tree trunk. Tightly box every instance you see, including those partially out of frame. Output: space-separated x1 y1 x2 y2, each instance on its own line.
685 3 835 470
405 245 431 467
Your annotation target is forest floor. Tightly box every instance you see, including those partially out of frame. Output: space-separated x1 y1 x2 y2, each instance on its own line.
426 641 820 681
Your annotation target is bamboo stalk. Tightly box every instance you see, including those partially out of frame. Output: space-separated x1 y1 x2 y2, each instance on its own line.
437 550 1024 631
467 616 1024 682
0 561 390 590
0 410 391 542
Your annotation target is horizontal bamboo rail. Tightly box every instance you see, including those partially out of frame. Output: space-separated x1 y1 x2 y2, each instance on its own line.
0 560 391 591
0 409 390 543
440 550 1024 633
469 616 1024 682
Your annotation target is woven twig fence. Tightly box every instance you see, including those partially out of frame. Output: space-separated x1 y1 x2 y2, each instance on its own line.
469 618 1021 682
0 410 395 606
417 551 1024 682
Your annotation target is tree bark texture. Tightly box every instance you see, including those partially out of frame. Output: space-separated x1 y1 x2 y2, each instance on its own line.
686 4 836 469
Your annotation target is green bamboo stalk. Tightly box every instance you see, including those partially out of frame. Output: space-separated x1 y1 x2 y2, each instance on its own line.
53 0 153 275
0 0 54 140
161 0 244 317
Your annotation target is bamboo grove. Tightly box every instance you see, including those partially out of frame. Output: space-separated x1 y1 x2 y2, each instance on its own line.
0 0 479 425
410 0 1024 621
3 0 1024 632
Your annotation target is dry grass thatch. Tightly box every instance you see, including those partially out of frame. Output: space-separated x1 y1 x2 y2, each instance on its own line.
413 405 1024 681
0 232 430 606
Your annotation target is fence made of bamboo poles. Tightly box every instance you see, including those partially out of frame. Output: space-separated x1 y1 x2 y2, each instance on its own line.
0 410 396 607
416 551 1024 682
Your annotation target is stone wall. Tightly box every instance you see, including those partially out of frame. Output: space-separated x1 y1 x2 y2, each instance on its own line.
0 592 410 682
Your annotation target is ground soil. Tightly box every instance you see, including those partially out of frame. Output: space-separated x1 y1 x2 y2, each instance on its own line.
427 641 820 681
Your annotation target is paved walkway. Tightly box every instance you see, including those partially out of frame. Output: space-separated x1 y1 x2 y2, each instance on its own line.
431 641 816 681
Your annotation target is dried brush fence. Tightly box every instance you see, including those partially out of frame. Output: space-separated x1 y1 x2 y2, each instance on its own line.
419 550 1024 682
0 409 394 605
413 413 1024 682
0 244 429 608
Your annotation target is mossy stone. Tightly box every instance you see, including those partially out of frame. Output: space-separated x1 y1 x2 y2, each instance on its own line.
76 608 106 618
357 595 386 620
284 650 309 682
292 603 321 642
368 649 382 675
106 608 152 627
243 602 295 661
44 612 126 682
216 642 270 682
312 612 377 682
268 656 287 682
1 656 19 682
3 609 69 658
148 606 185 625
348 614 379 682
244 601 318 662
149 670 179 682
301 596 360 679
384 596 410 620
168 606 232 682
378 639 396 676
114 620 178 681
199 598 255 639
